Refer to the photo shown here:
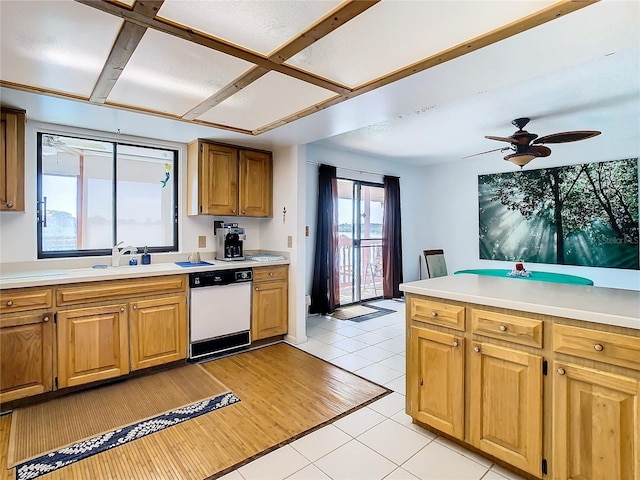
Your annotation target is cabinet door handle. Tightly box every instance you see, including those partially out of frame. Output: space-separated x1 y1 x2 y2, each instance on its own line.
43 316 50 322
255 287 259 291
556 367 566 375
593 343 604 352
452 340 459 347
269 272 273 276
430 311 438 317
499 324 507 332
6 203 13 209
6 300 13 307
420 378 423 386
241 210 245 214
473 346 481 353
132 305 137 310
120 307 125 312
232 209 236 213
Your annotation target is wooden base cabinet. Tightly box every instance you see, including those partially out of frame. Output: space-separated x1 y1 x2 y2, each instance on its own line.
0 313 53 403
469 341 543 476
251 266 288 341
130 295 187 370
409 326 464 439
57 304 129 388
553 363 640 480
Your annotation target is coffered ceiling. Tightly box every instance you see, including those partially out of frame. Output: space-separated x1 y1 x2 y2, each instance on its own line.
1 0 594 135
1 0 638 167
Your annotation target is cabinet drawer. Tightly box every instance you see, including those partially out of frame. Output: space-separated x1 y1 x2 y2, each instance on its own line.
0 288 53 314
471 309 543 348
56 275 187 306
253 265 288 283
554 324 640 371
409 297 465 331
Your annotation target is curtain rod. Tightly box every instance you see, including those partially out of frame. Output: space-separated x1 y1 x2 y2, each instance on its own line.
305 161 390 178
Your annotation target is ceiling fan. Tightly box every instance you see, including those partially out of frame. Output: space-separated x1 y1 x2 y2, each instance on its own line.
465 117 601 167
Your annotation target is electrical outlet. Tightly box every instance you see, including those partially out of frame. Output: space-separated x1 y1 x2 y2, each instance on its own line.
198 236 206 248
305 226 309 236
287 235 292 248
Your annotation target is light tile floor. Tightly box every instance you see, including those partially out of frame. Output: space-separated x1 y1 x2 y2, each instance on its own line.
222 300 526 480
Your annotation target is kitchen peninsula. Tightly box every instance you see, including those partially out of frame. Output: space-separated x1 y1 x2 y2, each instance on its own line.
400 275 639 480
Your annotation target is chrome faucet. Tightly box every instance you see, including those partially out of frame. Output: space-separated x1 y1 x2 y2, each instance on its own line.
111 242 138 267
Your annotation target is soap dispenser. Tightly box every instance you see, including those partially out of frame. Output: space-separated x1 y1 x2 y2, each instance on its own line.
141 246 151 265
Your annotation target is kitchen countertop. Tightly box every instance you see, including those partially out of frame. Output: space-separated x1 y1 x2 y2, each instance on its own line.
0 257 289 290
400 275 640 331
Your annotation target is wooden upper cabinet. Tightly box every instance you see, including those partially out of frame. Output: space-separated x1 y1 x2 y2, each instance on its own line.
188 139 272 217
239 149 272 217
0 108 26 212
200 143 238 215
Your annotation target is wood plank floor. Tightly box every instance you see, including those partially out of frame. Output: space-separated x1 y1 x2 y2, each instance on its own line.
1 343 389 480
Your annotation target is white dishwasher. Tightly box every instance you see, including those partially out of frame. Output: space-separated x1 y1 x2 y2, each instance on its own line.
189 268 252 359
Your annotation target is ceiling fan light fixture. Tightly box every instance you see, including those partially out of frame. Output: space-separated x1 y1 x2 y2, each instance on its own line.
504 152 538 167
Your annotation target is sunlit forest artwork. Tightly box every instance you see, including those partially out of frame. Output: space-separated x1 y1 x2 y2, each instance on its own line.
478 158 639 269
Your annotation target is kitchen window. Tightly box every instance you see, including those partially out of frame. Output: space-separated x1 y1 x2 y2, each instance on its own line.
37 133 178 258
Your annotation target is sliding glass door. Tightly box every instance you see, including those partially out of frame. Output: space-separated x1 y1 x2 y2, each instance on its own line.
337 179 385 305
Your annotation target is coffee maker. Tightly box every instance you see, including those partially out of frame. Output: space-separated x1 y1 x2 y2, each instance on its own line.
215 223 246 261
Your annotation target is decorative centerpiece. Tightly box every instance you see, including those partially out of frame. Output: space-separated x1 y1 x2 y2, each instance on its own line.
508 262 531 277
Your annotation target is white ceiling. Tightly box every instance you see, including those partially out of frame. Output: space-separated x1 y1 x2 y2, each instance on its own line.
1 0 638 168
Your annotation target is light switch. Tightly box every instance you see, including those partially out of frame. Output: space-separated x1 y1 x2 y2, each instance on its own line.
305 226 309 236
198 236 206 248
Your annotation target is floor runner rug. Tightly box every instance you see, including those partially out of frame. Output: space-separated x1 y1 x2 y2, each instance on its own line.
15 392 240 480
331 303 396 322
7 363 230 468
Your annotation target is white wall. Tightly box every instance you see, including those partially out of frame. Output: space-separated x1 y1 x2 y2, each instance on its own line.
304 143 426 299
0 120 264 267
259 145 307 344
419 156 640 290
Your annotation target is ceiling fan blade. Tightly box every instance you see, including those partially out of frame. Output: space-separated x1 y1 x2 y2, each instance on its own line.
462 147 510 159
528 145 552 157
484 135 514 143
534 130 601 144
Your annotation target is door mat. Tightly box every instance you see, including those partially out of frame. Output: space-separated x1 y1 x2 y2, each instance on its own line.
331 304 396 322
8 363 231 469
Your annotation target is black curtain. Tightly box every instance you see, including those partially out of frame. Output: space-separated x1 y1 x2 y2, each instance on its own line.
310 164 339 314
382 175 403 299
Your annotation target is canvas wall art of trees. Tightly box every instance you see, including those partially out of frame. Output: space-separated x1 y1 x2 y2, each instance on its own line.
478 158 639 269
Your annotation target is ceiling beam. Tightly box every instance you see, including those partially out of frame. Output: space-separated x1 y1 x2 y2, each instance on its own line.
181 66 269 120
75 0 351 95
253 0 599 135
181 0 378 121
89 0 164 103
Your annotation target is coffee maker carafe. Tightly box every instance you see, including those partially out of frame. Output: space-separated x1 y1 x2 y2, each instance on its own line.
215 224 246 261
